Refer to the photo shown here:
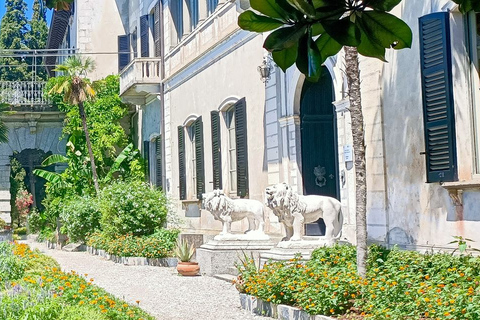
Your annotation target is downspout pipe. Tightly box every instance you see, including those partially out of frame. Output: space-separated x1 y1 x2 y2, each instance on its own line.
159 0 167 192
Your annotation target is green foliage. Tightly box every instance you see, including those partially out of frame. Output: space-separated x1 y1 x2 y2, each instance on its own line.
174 239 195 262
237 244 480 318
87 229 180 258
59 195 101 242
452 0 480 13
9 156 26 228
0 242 25 281
59 305 108 320
238 0 413 80
45 0 73 10
99 180 169 237
13 226 27 235
23 250 60 276
0 218 6 229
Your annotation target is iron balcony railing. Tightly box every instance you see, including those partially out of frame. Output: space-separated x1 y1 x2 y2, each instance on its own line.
0 81 50 107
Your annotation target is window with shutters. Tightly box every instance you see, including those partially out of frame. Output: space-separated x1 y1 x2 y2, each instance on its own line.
225 108 237 193
468 12 480 174
140 15 150 57
219 99 249 197
419 12 457 183
180 117 205 200
171 0 183 44
118 35 130 72
208 0 218 15
187 0 199 31
131 27 138 58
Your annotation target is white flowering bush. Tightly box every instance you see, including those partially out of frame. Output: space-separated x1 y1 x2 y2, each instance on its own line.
60 195 101 242
99 180 168 237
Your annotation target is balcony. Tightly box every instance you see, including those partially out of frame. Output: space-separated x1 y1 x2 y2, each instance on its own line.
0 81 56 111
119 58 162 105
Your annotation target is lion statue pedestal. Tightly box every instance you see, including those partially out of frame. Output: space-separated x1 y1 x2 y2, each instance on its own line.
196 190 275 276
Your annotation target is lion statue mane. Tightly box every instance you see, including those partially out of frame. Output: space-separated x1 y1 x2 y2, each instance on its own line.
265 182 343 242
202 190 265 236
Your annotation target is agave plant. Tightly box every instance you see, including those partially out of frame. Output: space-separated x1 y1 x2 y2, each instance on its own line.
174 240 195 262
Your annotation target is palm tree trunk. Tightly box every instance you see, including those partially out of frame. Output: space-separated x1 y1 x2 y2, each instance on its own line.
79 102 100 193
344 46 368 278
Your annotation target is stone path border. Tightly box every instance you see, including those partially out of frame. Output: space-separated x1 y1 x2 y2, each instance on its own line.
240 294 334 320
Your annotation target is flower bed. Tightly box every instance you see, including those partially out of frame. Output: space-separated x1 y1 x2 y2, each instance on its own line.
0 242 153 320
86 229 180 259
235 245 480 319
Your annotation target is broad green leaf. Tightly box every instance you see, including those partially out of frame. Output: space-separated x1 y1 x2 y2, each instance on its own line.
33 169 63 184
41 154 69 166
238 11 285 32
312 0 344 9
315 33 342 62
286 0 316 18
358 11 413 49
275 0 304 21
451 0 480 13
322 17 361 47
272 44 299 72
356 22 387 61
250 0 288 20
366 0 402 12
104 143 134 182
311 23 325 36
296 35 322 81
264 25 307 51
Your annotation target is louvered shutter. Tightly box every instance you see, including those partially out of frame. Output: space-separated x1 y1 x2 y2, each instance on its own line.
154 1 161 57
208 0 219 14
195 117 205 199
143 140 150 182
118 35 130 72
155 135 163 188
140 15 149 57
131 28 138 58
178 126 186 200
235 98 249 197
419 12 457 183
211 111 222 190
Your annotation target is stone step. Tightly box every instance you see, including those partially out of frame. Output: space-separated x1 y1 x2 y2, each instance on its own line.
213 274 236 283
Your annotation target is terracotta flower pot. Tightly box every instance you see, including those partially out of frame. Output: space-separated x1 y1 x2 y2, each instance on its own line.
176 261 200 276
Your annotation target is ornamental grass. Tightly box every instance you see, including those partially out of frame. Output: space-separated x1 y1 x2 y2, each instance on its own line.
236 244 480 319
0 242 153 320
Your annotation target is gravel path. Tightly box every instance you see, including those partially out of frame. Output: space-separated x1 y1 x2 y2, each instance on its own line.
26 241 269 320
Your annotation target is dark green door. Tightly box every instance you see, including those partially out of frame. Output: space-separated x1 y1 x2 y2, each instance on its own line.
300 67 339 236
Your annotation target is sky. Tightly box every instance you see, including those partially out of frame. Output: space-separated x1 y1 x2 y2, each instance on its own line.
0 0 53 25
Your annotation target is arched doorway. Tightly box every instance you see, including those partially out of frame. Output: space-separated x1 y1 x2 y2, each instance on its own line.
300 67 339 236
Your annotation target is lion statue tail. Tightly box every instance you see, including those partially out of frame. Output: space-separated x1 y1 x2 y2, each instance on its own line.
333 208 344 240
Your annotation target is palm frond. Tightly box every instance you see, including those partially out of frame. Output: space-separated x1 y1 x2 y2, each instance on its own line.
0 120 9 144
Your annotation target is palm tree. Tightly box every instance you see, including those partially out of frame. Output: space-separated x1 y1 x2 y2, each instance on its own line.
50 56 100 193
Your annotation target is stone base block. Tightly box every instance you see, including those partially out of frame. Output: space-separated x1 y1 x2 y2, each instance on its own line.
0 231 12 242
260 247 317 265
196 239 275 276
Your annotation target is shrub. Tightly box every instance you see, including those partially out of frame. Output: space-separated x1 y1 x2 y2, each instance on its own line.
99 180 168 237
60 195 101 242
87 229 180 258
14 227 27 235
0 242 25 281
0 218 6 229
60 305 108 320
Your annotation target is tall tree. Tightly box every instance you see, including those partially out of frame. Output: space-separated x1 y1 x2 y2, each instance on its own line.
0 0 30 81
238 0 413 277
26 0 49 80
50 56 100 193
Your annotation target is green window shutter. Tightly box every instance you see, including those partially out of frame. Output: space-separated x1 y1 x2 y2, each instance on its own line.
143 140 150 183
154 1 161 57
234 98 249 197
211 111 222 190
155 135 163 189
178 126 186 200
140 15 149 57
195 117 205 199
419 12 457 183
118 35 130 71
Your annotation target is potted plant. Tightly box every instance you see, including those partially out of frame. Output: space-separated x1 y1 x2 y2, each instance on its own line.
174 239 200 276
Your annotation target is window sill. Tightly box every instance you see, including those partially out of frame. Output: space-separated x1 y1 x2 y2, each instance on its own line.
441 180 480 206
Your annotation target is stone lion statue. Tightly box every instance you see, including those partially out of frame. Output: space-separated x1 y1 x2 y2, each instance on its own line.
265 182 343 242
202 190 265 236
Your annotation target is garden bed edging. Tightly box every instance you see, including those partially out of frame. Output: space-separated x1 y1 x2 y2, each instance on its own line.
239 293 334 320
86 246 178 267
